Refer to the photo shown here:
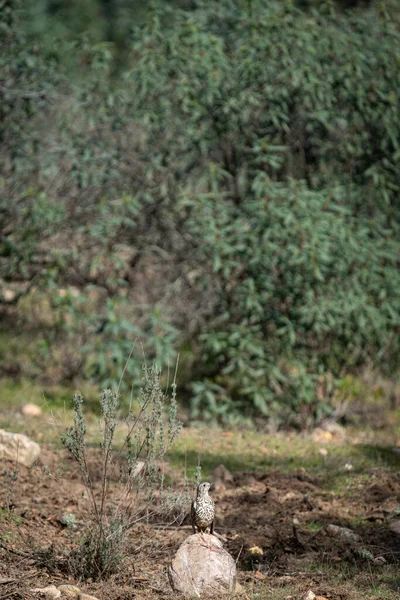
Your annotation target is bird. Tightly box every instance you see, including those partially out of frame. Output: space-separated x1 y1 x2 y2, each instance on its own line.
191 481 215 535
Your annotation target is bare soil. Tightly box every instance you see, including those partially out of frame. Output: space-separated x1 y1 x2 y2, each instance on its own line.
1 437 400 600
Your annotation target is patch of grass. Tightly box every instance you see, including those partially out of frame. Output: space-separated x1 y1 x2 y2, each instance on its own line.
0 377 99 413
167 426 400 490
305 523 323 532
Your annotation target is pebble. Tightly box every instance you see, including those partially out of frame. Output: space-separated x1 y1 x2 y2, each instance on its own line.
325 523 361 544
21 403 43 417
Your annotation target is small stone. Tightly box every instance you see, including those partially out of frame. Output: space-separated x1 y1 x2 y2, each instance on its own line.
319 448 328 457
343 463 354 471
212 464 234 492
303 591 316 600
31 585 61 599
21 403 43 417
57 584 81 597
325 524 361 544
373 555 387 565
0 429 41 467
79 594 100 600
3 289 16 302
389 520 400 535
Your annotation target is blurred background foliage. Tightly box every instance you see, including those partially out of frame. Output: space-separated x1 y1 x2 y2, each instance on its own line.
1 0 399 425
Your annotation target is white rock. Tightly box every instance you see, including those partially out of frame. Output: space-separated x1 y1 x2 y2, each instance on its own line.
21 403 43 417
3 289 16 302
343 463 354 471
0 429 41 467
57 584 81 597
169 533 236 597
303 591 316 600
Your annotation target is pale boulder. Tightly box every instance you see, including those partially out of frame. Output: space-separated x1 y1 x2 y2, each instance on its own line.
0 429 41 466
168 533 236 597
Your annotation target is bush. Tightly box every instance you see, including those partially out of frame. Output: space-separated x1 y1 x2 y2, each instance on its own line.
1 0 399 422
59 364 184 580
186 179 400 424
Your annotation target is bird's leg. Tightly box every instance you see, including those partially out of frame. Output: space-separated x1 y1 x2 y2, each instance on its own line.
200 528 213 551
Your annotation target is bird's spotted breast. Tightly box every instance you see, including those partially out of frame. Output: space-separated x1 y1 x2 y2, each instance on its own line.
194 497 215 529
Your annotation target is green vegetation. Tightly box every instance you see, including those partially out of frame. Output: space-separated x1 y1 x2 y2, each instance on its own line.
1 0 399 423
52 364 183 580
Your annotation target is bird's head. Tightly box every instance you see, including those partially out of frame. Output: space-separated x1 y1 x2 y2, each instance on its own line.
197 481 212 496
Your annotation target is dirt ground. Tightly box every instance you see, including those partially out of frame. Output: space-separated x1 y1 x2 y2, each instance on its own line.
1 424 400 600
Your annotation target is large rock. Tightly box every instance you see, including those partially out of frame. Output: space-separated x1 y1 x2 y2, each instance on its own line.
168 533 236 597
0 429 41 467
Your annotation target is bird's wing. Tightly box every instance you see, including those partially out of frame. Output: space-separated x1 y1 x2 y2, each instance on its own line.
191 500 196 525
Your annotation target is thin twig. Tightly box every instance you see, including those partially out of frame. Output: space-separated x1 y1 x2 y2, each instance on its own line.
0 542 30 557
235 544 244 564
117 338 138 395
0 571 38 585
0 84 49 98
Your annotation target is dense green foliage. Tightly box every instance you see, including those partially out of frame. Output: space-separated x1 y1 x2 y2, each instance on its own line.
1 0 399 423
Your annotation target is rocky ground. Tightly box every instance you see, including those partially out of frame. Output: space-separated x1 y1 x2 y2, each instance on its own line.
1 408 400 600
